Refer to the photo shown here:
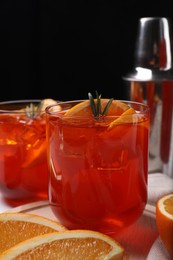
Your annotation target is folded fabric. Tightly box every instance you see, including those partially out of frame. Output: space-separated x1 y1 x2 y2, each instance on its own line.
148 173 173 206
147 237 172 260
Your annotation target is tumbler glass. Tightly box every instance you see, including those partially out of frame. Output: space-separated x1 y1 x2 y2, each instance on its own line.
46 99 150 235
0 100 50 206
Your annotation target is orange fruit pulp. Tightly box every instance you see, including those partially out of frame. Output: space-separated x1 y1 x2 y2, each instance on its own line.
0 212 67 254
0 229 125 259
156 193 173 258
65 98 132 117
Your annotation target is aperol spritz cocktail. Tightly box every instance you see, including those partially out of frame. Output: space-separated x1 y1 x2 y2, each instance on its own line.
46 97 150 235
0 99 57 206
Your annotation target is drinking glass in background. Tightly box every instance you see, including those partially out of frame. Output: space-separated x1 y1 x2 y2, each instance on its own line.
0 99 57 206
46 99 150 236
123 17 173 178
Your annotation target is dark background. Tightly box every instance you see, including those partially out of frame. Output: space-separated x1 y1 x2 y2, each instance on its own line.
0 0 173 101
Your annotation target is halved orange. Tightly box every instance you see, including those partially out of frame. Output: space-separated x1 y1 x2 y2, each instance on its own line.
0 229 125 259
156 193 173 258
0 212 67 254
65 99 130 117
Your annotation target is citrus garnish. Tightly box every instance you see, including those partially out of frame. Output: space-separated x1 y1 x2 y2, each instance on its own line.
25 102 42 119
0 229 125 259
108 107 136 129
0 212 67 254
65 91 130 118
22 98 58 168
156 193 173 258
40 98 58 111
25 98 57 119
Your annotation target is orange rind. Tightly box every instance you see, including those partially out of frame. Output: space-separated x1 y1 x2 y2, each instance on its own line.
0 212 67 254
0 229 125 259
156 193 173 258
65 99 130 117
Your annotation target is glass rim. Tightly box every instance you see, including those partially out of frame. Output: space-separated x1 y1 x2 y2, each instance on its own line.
0 99 42 113
0 99 41 104
45 99 150 117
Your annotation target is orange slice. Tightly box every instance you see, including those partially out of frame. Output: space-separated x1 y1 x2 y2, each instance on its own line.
40 98 61 117
0 212 67 254
40 98 58 111
156 193 173 258
65 99 130 117
108 107 136 129
0 229 125 259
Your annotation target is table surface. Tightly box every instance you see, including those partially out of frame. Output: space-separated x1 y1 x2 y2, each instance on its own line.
0 172 173 260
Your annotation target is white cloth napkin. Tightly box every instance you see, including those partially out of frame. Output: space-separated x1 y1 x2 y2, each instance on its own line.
147 173 173 260
147 237 172 260
148 173 173 206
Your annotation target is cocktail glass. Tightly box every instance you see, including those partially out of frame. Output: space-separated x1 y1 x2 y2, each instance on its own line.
0 100 50 206
45 99 150 235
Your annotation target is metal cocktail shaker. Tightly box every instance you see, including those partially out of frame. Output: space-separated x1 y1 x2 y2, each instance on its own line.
123 17 173 178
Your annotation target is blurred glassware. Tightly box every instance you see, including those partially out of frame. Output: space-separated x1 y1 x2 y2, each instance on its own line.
0 100 49 206
123 17 173 178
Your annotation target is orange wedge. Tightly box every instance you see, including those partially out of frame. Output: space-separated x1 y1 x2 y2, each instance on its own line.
108 107 136 129
156 193 173 258
0 229 125 259
40 98 61 117
40 98 58 111
0 212 67 254
65 99 130 117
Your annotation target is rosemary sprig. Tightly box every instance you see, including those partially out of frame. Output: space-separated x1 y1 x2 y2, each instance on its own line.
25 102 43 119
88 91 113 117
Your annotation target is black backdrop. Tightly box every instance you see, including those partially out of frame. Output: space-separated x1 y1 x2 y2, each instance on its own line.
0 0 173 101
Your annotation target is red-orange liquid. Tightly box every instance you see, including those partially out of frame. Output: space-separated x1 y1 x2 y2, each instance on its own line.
47 113 149 235
0 114 49 206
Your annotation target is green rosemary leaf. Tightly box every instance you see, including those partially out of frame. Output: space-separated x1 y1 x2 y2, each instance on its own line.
25 102 43 119
88 91 114 118
36 102 43 114
95 90 102 116
102 98 113 115
88 92 97 116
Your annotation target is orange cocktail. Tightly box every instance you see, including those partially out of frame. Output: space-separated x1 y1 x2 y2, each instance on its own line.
0 99 56 206
46 95 150 235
